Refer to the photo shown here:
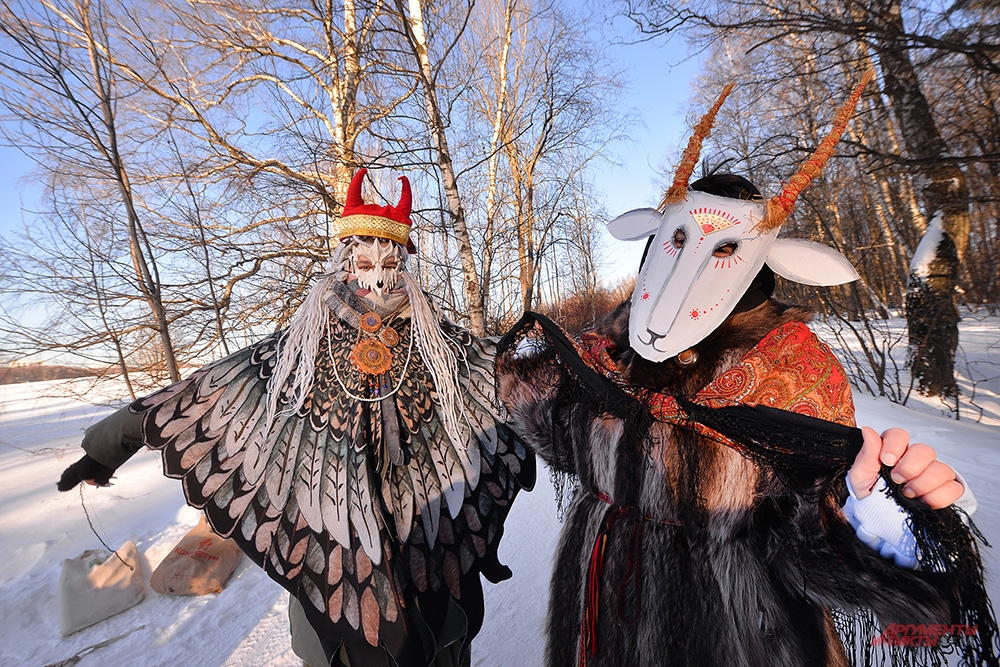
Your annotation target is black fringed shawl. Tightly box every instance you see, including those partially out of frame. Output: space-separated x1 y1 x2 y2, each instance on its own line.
497 311 999 666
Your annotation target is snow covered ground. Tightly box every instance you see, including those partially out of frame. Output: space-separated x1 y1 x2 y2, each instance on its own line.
1 314 998 667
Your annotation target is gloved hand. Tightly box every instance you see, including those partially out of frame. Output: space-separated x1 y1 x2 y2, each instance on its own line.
843 475 918 569
57 454 115 491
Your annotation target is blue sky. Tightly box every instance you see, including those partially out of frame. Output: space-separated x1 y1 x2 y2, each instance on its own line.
0 25 699 285
593 30 702 281
0 143 40 237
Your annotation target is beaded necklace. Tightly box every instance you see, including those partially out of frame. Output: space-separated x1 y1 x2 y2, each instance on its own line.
327 295 414 403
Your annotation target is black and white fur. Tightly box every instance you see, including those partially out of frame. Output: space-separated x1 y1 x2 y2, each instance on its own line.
499 299 953 667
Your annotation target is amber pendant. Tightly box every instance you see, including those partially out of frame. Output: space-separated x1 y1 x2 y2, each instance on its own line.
676 348 699 367
379 326 400 347
359 311 383 334
351 338 393 375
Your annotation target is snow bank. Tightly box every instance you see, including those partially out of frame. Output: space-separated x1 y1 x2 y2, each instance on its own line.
1 318 998 667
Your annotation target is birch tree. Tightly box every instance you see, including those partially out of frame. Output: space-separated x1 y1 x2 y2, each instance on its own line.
395 0 487 335
104 0 413 328
136 0 396 205
0 0 182 380
451 0 627 323
468 0 517 321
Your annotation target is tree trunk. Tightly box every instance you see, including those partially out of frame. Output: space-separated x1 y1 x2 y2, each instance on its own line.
520 181 537 313
873 0 968 399
480 0 517 323
332 0 360 208
399 0 486 336
83 219 137 399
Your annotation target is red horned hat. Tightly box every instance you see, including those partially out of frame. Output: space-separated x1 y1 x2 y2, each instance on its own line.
337 168 414 251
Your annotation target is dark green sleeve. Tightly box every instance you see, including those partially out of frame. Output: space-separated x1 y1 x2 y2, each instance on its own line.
81 405 145 470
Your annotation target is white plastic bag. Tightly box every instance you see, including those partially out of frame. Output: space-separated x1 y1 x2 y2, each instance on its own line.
58 541 144 637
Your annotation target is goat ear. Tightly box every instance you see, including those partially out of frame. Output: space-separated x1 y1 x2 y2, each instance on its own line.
607 208 662 241
766 239 859 286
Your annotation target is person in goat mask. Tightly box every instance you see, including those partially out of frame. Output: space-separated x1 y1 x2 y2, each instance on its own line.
495 75 996 667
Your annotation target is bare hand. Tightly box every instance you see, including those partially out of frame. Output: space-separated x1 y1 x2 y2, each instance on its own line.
848 427 963 510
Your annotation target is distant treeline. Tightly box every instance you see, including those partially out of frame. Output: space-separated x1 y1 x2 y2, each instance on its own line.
0 365 97 385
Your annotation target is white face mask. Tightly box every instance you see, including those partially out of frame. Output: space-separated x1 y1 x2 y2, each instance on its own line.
348 237 403 296
608 190 859 362
607 76 872 363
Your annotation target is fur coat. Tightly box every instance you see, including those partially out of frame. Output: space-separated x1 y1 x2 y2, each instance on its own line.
496 298 982 667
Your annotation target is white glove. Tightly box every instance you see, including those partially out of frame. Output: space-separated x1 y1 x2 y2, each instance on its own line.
843 475 919 569
843 470 977 570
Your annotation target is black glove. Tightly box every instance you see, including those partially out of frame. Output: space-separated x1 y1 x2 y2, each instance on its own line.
57 454 115 491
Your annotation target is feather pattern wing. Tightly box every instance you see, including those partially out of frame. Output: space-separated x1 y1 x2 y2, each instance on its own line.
385 462 416 544
135 324 429 665
131 286 534 667
347 446 383 565
390 318 535 610
264 414 305 511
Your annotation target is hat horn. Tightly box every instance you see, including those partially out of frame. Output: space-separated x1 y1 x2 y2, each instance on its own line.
346 168 368 209
396 176 411 219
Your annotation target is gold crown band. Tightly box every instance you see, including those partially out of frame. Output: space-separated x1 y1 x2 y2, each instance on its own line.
338 214 412 245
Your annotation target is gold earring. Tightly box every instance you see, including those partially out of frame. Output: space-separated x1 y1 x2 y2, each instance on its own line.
676 348 699 367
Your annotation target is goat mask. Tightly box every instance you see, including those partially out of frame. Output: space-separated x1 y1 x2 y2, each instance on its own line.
608 76 872 362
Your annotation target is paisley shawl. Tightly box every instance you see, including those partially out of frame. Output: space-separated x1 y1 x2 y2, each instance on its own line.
574 320 860 475
578 320 854 422
133 282 535 666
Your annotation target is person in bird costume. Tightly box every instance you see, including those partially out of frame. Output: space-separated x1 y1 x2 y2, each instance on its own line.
57 168 535 667
495 74 997 666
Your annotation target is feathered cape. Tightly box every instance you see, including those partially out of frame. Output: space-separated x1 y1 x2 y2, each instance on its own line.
133 283 535 666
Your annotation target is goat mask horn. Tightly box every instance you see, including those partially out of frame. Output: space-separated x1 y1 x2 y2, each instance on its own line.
659 82 736 210
760 69 875 231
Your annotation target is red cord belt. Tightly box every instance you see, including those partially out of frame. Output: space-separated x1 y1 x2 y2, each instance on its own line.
578 491 681 667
